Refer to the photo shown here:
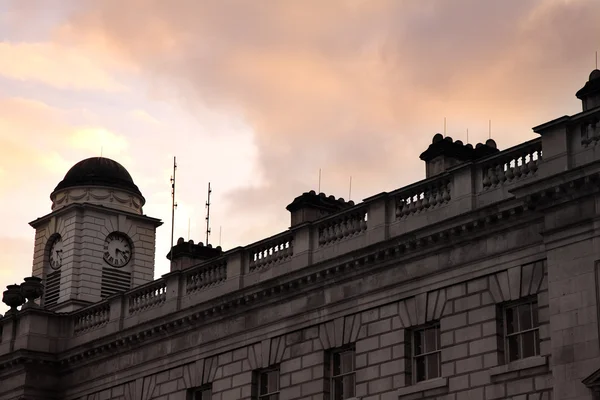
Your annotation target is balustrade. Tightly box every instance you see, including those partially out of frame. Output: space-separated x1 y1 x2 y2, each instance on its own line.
128 281 167 315
186 261 227 294
318 208 367 246
249 235 293 272
395 179 451 219
481 139 542 189
73 303 110 335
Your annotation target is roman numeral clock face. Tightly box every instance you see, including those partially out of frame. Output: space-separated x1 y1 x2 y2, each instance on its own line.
103 233 133 267
49 236 63 269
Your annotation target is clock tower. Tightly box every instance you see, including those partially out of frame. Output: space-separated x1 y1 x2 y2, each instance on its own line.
30 157 162 312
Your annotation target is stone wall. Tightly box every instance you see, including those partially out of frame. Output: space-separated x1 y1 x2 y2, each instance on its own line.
53 249 559 400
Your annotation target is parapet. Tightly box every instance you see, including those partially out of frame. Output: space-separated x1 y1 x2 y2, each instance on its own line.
167 237 223 272
286 190 355 228
420 134 499 178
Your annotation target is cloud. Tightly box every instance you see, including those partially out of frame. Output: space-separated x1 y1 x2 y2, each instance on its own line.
69 127 129 156
129 109 161 126
0 42 128 91
54 0 600 251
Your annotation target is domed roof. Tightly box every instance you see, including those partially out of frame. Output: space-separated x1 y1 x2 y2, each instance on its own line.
53 157 143 197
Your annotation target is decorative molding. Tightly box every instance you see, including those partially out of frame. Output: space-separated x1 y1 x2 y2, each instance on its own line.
318 314 362 350
202 355 219 384
52 187 143 214
488 260 546 303
2 202 534 371
247 336 286 369
397 288 446 328
182 360 199 389
123 381 136 400
140 374 157 400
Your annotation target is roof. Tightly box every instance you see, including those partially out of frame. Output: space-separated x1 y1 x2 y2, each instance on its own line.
52 157 143 198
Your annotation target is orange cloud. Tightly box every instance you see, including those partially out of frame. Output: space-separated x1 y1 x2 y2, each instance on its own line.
53 0 599 249
0 42 127 91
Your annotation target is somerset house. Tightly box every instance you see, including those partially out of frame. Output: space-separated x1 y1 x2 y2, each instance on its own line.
2 70 600 400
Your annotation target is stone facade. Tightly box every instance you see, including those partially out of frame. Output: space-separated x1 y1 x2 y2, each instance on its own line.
2 71 600 399
29 203 161 312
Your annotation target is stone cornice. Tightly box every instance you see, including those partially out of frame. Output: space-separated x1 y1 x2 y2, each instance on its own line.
533 107 600 134
510 163 600 210
29 202 163 229
0 349 58 372
6 200 540 373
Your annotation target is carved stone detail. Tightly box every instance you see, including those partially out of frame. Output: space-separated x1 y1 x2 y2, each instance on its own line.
318 314 362 349
51 187 144 214
488 260 546 303
248 336 286 369
397 288 447 328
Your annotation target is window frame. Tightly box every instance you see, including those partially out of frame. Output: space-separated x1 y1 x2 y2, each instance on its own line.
328 346 356 400
187 384 212 400
502 298 540 363
254 366 280 400
410 323 441 384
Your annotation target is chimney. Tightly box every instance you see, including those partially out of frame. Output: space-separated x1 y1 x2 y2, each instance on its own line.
420 134 499 178
167 237 223 272
576 69 600 111
286 191 354 228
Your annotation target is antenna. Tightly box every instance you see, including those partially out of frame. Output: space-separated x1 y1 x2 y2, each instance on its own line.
318 169 322 193
188 218 191 240
489 119 492 140
349 176 352 201
100 147 103 158
466 128 469 144
205 182 212 245
596 51 598 69
444 117 446 135
170 157 177 251
219 226 222 247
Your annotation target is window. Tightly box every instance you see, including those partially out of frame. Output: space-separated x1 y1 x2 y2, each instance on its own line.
327 347 356 400
503 299 540 362
411 324 441 383
254 367 280 400
188 385 211 400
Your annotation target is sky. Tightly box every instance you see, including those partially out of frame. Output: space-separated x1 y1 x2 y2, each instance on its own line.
0 0 599 314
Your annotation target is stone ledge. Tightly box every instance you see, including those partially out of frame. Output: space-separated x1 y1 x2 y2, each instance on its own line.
396 377 448 397
488 355 548 378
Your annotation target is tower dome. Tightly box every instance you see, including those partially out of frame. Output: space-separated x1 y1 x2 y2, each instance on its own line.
50 157 145 214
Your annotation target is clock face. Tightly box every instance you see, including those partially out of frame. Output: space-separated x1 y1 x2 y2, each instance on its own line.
49 236 64 270
103 233 132 267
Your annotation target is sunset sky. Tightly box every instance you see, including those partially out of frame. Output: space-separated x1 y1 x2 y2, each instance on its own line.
1 0 599 314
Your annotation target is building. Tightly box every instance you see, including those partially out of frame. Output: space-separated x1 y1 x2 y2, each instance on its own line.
1 70 600 400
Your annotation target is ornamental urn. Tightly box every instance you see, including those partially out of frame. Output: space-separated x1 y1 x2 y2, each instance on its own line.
2 284 25 313
20 277 44 308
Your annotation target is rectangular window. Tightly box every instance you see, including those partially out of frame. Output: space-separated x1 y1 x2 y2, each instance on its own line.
254 367 280 400
503 299 540 362
328 347 356 400
412 324 441 383
188 385 211 400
